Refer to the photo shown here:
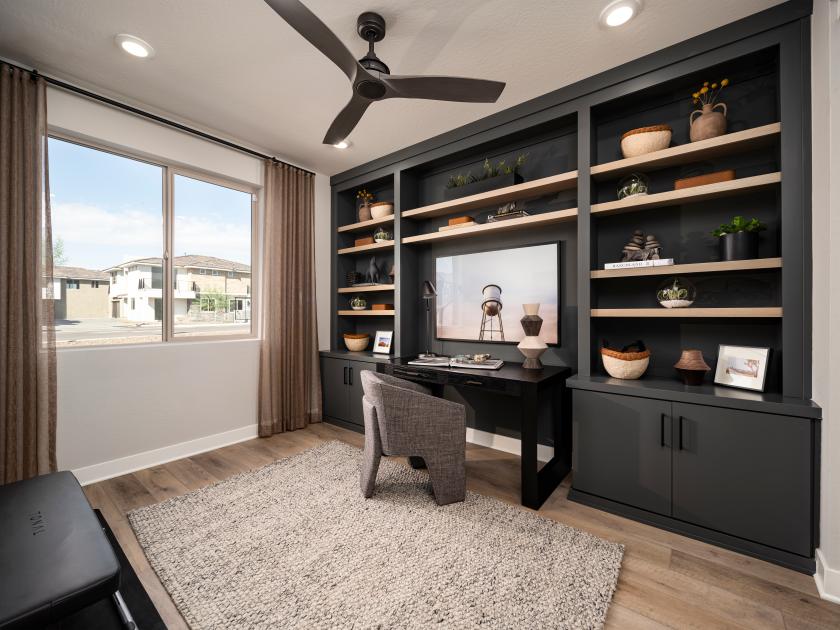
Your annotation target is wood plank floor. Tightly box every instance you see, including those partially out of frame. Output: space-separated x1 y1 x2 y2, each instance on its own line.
83 423 840 629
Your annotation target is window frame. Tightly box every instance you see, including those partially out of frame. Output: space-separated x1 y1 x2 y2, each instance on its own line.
48 132 260 348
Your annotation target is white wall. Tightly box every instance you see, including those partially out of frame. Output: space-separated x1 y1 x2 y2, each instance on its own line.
811 0 840 603
48 86 332 482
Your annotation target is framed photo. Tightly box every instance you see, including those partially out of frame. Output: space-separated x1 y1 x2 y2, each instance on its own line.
373 330 393 354
714 345 771 391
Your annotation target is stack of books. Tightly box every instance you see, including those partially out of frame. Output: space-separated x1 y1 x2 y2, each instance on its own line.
603 258 674 270
438 216 476 231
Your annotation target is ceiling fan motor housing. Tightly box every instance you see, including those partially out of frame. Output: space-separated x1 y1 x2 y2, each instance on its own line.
356 11 389 97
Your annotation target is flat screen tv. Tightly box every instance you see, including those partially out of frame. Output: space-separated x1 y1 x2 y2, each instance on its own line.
435 242 559 344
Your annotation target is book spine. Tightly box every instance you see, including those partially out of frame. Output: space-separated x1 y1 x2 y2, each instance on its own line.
604 259 675 270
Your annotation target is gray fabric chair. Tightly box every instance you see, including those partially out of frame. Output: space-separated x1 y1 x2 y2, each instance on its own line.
360 371 466 505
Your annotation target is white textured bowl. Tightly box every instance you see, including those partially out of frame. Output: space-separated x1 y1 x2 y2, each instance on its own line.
659 299 694 309
602 354 650 380
620 130 672 158
370 202 394 219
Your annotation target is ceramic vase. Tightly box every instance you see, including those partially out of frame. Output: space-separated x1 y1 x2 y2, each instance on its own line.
517 303 547 370
358 201 372 222
689 102 727 142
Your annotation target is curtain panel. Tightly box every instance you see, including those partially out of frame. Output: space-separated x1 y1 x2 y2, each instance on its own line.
0 64 56 483
258 160 321 435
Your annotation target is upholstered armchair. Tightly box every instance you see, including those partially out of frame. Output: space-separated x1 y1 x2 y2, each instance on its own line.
360 371 466 505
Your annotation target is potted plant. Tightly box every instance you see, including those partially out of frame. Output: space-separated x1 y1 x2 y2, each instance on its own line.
350 296 367 311
373 227 391 243
711 215 766 261
443 154 528 200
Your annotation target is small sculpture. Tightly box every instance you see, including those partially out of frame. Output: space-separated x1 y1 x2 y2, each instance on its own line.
365 257 381 284
517 304 547 369
621 230 662 262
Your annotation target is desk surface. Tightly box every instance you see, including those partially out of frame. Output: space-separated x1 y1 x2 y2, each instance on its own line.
389 357 571 385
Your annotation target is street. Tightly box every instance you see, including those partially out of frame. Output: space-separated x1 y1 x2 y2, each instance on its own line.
56 318 250 346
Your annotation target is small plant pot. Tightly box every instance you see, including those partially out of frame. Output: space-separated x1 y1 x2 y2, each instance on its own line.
719 231 759 261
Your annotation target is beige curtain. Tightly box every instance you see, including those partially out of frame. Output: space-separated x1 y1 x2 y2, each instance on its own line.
258 161 321 436
0 64 56 483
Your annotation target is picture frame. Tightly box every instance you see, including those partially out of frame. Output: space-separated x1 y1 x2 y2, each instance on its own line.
714 345 771 391
372 330 393 354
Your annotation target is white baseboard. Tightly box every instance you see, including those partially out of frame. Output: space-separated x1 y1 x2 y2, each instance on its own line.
466 427 554 462
71 424 259 486
815 548 840 604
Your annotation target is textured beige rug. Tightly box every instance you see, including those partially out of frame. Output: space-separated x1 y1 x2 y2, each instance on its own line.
129 441 623 629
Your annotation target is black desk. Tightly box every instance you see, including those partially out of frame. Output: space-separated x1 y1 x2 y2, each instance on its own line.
383 359 572 510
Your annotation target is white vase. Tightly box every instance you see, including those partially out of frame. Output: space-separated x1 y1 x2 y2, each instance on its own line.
517 303 547 369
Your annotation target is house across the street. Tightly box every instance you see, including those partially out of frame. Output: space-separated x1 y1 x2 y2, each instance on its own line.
52 266 110 320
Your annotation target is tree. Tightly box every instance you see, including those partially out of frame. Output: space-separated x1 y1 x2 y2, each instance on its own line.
199 286 228 315
53 237 68 266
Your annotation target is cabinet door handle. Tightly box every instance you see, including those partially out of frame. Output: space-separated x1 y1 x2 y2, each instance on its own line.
464 380 484 386
343 366 348 385
349 366 353 386
678 415 685 450
660 413 668 447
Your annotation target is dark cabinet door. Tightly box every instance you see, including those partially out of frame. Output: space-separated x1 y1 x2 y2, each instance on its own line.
347 360 375 426
672 403 813 556
321 357 349 422
572 391 672 516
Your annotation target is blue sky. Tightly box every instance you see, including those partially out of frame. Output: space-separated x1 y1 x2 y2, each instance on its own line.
48 138 252 270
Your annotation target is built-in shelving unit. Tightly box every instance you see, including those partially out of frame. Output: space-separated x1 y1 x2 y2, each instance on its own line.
591 257 782 278
336 240 394 255
401 170 578 220
590 172 781 216
337 284 395 293
337 215 395 233
402 208 578 245
591 307 783 318
590 123 781 179
337 310 395 316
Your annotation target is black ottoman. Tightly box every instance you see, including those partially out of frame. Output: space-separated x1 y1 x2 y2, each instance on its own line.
0 471 121 629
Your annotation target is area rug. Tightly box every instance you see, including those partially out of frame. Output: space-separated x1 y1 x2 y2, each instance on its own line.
128 441 623 629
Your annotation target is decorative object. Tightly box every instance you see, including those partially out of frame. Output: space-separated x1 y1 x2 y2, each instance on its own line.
350 296 367 311
604 258 674 270
365 257 381 284
617 173 650 199
620 230 662 262
420 281 438 358
479 284 505 341
449 216 473 226
354 236 375 247
128 442 623 629
372 331 393 354
440 215 476 230
486 201 530 223
600 339 650 380
517 303 548 369
712 215 766 261
443 154 528 200
356 188 374 222
371 303 394 311
449 355 504 370
674 349 711 385
373 227 392 242
436 243 559 344
343 333 370 352
346 270 362 286
369 201 394 219
674 169 735 189
690 78 729 142
657 277 696 308
620 124 672 158
388 265 395 283
714 345 771 391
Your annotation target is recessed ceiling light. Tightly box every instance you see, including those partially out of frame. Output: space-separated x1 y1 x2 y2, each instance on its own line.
600 0 641 28
333 140 351 149
115 34 155 59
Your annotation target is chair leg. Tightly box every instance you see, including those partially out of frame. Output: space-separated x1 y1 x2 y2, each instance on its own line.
361 400 382 498
424 452 466 506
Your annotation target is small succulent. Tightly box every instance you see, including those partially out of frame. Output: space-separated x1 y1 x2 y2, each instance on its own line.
712 216 767 237
350 296 367 309
373 227 391 241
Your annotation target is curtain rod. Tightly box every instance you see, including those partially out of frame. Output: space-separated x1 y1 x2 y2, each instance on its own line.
2 60 316 177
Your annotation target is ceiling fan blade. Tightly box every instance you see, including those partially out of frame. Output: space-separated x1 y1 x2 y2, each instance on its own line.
382 75 505 103
263 0 359 81
323 95 371 145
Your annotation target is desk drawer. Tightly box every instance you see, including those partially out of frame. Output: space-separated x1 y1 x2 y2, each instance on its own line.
388 366 446 385
447 372 520 396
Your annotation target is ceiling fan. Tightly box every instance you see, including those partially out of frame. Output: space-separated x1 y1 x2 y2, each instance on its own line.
263 0 506 145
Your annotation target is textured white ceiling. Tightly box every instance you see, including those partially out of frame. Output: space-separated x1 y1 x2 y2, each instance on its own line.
0 0 784 175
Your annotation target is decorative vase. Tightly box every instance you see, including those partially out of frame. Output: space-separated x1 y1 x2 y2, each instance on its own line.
689 102 727 142
358 201 372 222
674 349 711 385
517 303 547 370
719 231 759 261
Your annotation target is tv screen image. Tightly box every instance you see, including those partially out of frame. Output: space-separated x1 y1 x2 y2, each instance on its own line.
435 243 559 344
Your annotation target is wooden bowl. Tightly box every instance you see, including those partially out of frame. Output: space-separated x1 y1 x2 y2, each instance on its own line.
343 333 370 352
601 347 650 380
620 125 672 158
370 201 394 219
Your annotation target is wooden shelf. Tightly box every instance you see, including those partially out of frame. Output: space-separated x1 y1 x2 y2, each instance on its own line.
337 284 395 293
591 123 781 180
402 208 578 245
337 240 394 255
591 307 783 318
590 172 781 216
337 215 395 233
401 170 578 220
591 257 782 279
337 310 395 316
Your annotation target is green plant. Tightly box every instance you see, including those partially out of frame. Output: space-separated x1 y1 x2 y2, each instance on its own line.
350 295 366 308
657 284 689 301
373 227 391 241
446 153 528 189
711 215 767 237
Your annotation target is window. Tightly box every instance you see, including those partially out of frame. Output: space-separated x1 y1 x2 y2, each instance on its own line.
47 136 256 347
